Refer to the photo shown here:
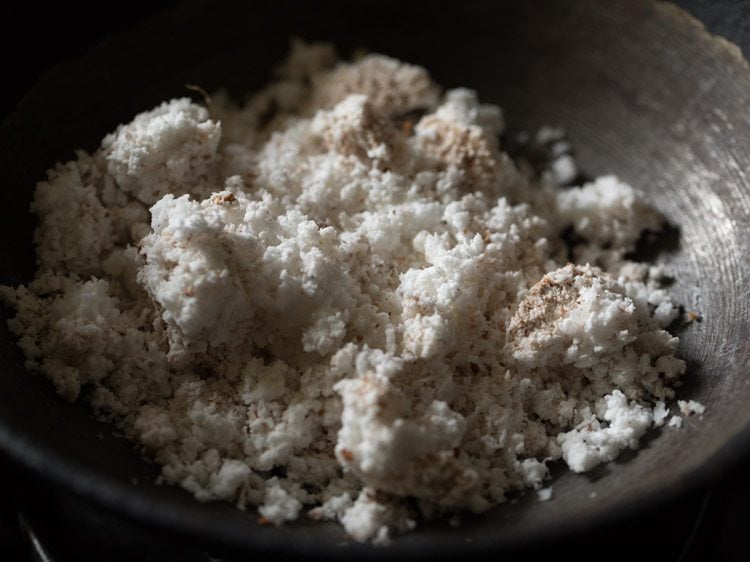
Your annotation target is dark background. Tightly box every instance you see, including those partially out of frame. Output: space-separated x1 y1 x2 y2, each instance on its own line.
1 1 749 560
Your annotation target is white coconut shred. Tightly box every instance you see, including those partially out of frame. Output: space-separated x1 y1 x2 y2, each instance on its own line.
1 41 700 543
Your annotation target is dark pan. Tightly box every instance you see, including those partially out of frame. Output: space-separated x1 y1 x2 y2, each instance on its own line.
1 0 749 558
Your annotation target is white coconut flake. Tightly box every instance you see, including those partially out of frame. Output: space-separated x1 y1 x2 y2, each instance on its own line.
653 401 669 427
0 42 693 544
678 400 706 416
537 487 553 502
668 415 684 429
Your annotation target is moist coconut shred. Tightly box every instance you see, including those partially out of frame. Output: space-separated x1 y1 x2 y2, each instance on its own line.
2 42 697 543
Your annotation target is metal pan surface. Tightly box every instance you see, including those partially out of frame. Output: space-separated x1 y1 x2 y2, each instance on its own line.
0 0 748 558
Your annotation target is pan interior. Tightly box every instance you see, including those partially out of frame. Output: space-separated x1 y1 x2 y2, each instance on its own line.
0 0 749 556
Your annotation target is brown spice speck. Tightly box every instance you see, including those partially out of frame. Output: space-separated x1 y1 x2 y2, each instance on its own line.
340 448 354 461
401 119 414 136
686 311 702 323
212 192 237 205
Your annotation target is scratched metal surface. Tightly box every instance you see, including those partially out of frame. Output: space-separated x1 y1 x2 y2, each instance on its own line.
0 0 748 558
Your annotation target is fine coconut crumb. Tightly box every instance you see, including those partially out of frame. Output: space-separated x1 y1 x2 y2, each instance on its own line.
259 478 303 525
678 400 706 416
0 42 693 543
668 415 684 429
653 401 669 427
537 487 553 502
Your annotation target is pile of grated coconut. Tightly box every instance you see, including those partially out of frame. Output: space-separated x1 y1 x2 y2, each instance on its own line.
1 42 696 543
